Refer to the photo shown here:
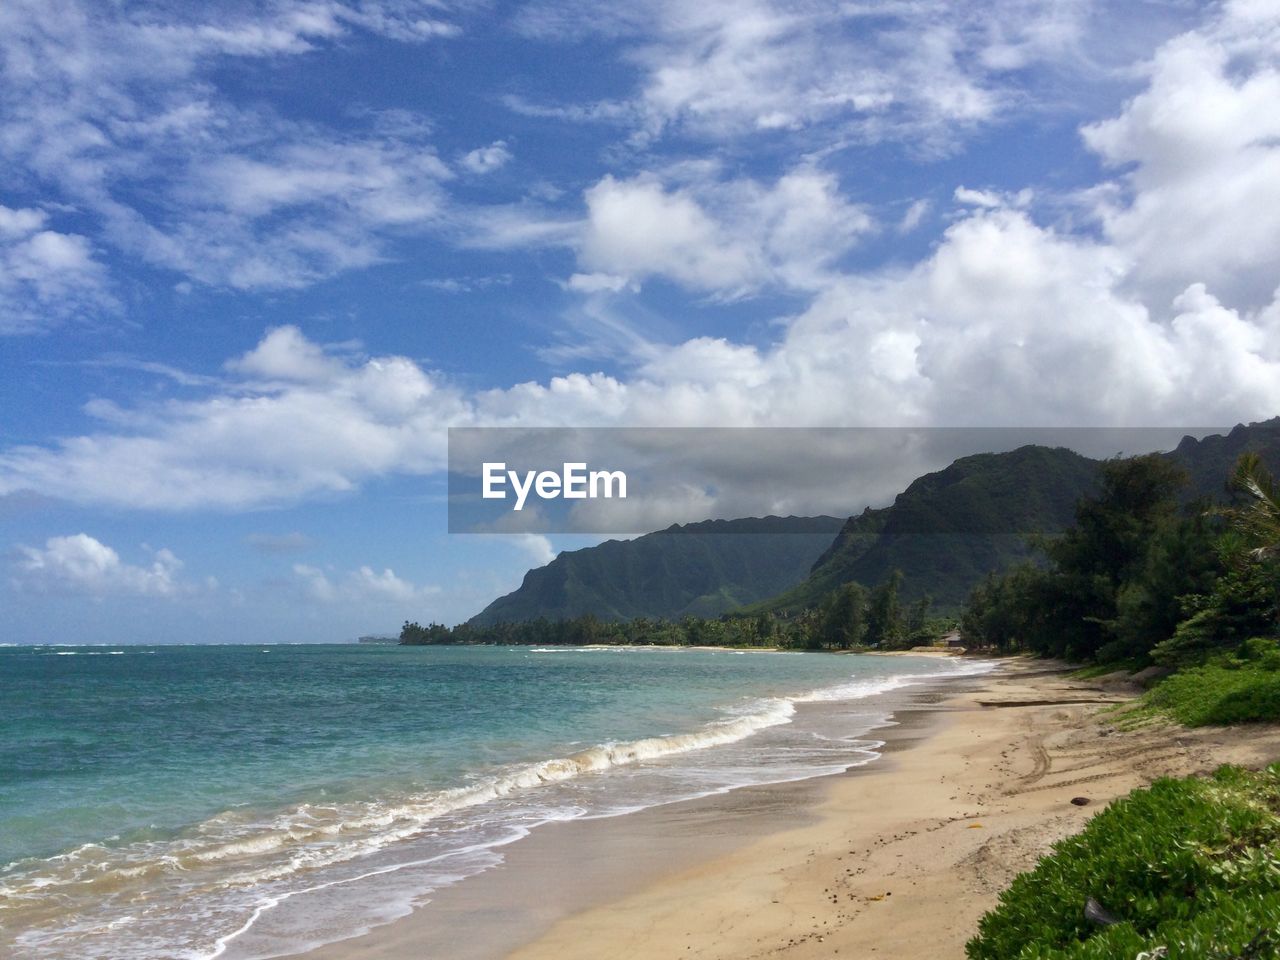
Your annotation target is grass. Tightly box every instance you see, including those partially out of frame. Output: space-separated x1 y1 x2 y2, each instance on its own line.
1123 641 1280 727
1140 664 1280 726
967 765 1280 959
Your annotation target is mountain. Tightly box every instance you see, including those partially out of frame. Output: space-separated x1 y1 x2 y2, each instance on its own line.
1170 418 1280 501
755 445 1102 613
760 419 1280 614
468 515 846 626
469 420 1280 626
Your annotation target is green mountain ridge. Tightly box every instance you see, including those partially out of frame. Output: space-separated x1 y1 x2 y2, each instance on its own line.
757 419 1280 615
467 419 1280 626
468 515 845 626
754 445 1101 614
1168 418 1280 500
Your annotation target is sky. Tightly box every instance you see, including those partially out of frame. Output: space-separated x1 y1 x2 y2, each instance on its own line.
2 0 1280 643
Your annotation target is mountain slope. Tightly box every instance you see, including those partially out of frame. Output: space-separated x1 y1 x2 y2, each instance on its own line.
469 420 1280 625
468 516 845 625
761 419 1280 614
757 445 1102 613
1170 418 1280 501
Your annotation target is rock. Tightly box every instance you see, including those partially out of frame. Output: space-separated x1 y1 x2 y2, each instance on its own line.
1070 796 1091 806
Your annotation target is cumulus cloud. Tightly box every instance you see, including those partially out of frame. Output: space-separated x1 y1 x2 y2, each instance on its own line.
4 199 1279 514
953 186 1003 208
0 205 116 333
226 325 347 383
578 167 873 296
12 534 194 596
292 563 438 603
0 325 471 508
1082 0 1280 307
2 2 1279 521
512 533 557 567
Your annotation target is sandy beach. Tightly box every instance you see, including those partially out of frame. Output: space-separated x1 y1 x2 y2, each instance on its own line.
291 657 1280 960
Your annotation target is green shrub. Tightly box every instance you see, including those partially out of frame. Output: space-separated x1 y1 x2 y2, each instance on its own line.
1140 661 1280 726
967 765 1280 960
1237 637 1280 671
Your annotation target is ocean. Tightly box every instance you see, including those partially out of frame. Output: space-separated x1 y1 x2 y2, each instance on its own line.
0 643 991 959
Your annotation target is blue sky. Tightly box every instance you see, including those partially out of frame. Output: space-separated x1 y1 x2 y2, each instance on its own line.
3 0 1280 643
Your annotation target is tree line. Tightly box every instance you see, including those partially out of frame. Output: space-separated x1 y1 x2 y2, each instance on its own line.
401 569 949 650
404 451 1279 660
960 452 1280 665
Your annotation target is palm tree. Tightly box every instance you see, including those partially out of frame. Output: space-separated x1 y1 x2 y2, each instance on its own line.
1230 452 1280 560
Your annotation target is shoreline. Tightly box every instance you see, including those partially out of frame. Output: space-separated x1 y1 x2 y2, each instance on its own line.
285 663 983 960
289 658 1280 960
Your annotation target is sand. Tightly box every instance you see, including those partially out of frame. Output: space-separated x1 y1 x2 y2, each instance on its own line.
290 658 1280 960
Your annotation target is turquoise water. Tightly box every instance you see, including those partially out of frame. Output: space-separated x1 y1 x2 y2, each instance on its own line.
0 644 989 959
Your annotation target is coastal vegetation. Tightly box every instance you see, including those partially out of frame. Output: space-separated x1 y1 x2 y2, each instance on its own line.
967 764 1280 959
958 450 1280 721
1140 657 1280 727
412 422 1280 665
404 568 949 650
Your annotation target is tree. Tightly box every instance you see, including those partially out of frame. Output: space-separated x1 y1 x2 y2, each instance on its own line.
1105 507 1224 661
821 582 867 649
1230 452 1280 560
960 565 1048 653
1034 455 1189 659
865 570 906 648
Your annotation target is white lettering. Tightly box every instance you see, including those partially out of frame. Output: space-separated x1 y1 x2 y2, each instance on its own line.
590 469 627 499
510 469 536 511
562 462 587 498
535 470 561 499
482 462 506 499
482 463 627 510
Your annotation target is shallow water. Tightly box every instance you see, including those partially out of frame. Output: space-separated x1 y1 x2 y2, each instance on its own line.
0 643 991 959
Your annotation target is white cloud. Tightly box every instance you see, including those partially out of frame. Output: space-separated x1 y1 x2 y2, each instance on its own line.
1082 0 1280 307
0 325 469 509
226 325 346 383
474 162 874 299
0 205 116 333
898 198 932 233
198 141 451 220
953 186 1003 208
4 196 1278 513
513 0 1104 149
513 534 557 567
140 135 454 290
566 272 637 294
0 206 48 238
293 563 438 603
0 1 460 301
2 3 1279 518
13 534 192 596
460 141 513 174
578 167 873 295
